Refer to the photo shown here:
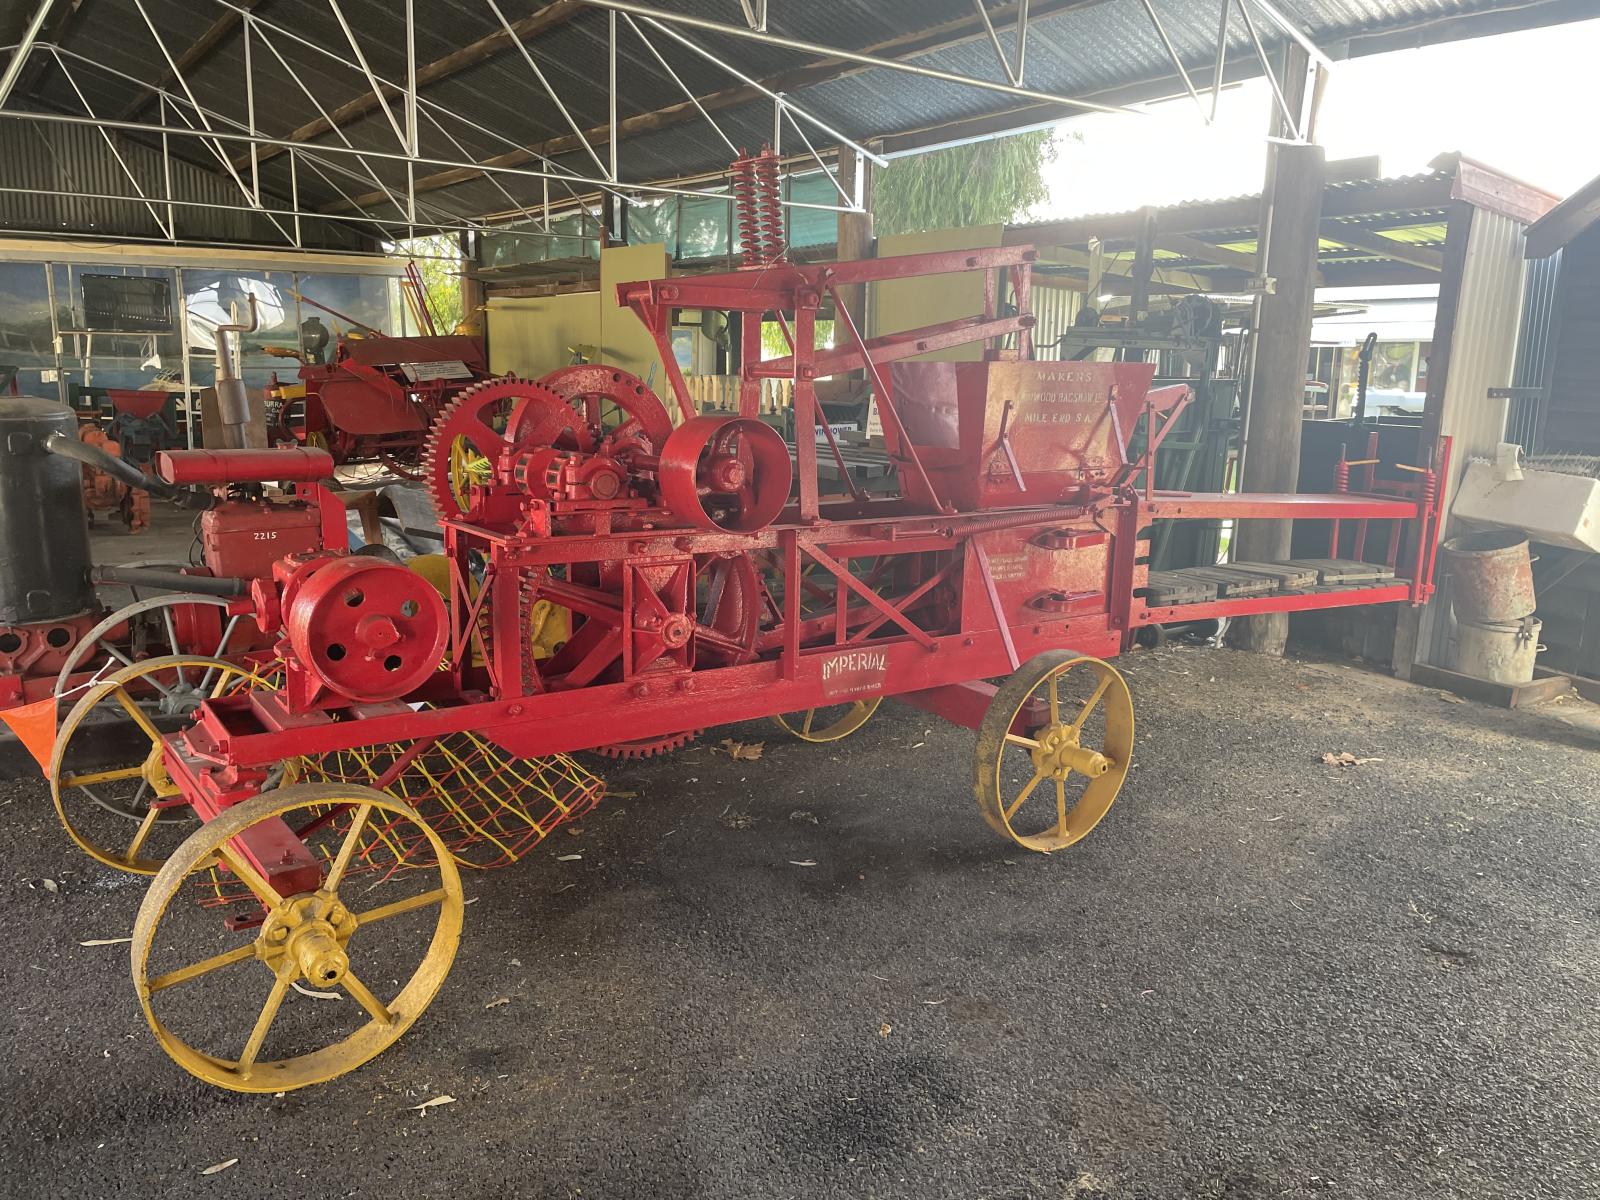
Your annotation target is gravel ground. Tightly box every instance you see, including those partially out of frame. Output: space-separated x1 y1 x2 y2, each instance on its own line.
1 646 1596 1199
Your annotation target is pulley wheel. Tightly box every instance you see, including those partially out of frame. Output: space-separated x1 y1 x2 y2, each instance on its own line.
285 557 447 702
658 415 791 532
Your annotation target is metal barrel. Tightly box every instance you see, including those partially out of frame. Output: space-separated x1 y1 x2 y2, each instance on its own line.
0 397 96 624
1441 528 1536 623
1449 614 1542 685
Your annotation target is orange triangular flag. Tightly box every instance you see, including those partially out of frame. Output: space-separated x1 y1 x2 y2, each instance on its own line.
0 695 58 774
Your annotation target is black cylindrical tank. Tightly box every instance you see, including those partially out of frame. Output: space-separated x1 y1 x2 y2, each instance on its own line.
0 397 95 625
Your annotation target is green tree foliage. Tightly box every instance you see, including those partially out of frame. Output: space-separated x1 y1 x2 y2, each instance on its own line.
760 319 834 360
872 129 1057 237
393 233 465 333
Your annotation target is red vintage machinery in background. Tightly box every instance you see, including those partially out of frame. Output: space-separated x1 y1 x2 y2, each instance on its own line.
267 331 491 475
31 156 1450 1096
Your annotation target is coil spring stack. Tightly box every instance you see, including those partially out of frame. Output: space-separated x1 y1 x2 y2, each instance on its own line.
731 145 787 267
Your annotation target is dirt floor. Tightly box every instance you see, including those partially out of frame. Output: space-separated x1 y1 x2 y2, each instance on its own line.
2 636 1597 1199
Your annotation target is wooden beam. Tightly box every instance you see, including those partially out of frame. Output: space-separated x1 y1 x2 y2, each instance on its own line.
238 0 583 171
1442 153 1560 227
119 0 268 121
327 0 1110 213
12 0 90 99
1155 232 1258 273
1322 224 1443 272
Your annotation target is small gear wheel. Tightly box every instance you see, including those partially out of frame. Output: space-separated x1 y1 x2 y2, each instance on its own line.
592 730 702 760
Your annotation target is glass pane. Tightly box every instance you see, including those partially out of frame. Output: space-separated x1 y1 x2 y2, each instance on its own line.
679 193 732 261
0 262 55 400
179 268 298 393
481 210 599 268
52 263 183 405
785 172 840 250
626 197 677 255
293 272 404 353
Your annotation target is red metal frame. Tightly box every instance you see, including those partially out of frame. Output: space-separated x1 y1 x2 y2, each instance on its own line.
148 243 1452 901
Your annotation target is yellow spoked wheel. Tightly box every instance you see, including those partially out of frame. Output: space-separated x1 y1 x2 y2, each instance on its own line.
772 696 883 743
448 436 494 513
51 655 277 875
131 783 464 1093
974 652 1133 854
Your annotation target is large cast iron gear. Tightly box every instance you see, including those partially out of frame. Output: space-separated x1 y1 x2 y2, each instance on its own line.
537 365 675 454
419 376 591 524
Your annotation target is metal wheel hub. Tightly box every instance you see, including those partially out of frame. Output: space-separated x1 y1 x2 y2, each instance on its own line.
258 891 359 989
139 744 177 796
156 683 209 718
1028 724 1112 781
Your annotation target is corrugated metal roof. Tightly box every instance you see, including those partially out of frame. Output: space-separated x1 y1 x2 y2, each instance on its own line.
2 0 1589 241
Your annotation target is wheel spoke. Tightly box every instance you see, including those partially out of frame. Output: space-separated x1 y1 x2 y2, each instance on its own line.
692 622 747 655
238 967 294 1074
340 970 394 1025
1070 675 1113 734
147 943 256 993
355 887 449 927
111 687 165 746
801 708 816 736
1055 777 1069 832
209 614 244 667
1047 674 1061 726
162 610 183 679
1005 772 1046 821
1004 732 1041 750
124 805 161 861
323 802 373 894
61 764 144 788
217 844 285 909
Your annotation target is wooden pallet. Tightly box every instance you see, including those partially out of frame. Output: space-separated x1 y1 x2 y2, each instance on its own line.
1216 560 1320 590
1140 571 1218 605
1140 557 1395 606
1284 558 1396 585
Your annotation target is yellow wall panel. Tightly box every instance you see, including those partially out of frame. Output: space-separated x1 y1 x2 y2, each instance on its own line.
485 292 600 378
485 244 674 413
869 225 1004 362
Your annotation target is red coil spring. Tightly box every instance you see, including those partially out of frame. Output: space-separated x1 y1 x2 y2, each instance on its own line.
731 145 786 266
1333 459 1350 492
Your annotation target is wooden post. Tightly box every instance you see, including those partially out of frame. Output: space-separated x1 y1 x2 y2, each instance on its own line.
834 146 874 343
1230 46 1324 655
458 230 485 337
1129 207 1157 322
